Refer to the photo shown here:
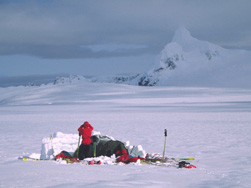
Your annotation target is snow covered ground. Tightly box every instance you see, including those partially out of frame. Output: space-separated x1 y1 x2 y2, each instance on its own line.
1 80 251 187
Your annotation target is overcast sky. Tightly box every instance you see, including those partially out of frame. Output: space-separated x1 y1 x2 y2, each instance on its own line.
1 0 251 76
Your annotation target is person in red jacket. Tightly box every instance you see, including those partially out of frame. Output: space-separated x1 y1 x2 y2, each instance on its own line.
78 121 93 160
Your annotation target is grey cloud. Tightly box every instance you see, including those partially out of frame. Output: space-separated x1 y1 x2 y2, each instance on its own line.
0 43 153 59
0 0 251 59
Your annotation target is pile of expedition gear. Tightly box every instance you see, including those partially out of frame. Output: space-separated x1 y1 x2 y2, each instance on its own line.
53 121 196 168
55 121 144 164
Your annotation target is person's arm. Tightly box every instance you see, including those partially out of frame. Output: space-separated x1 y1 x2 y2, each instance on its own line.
78 125 84 135
88 124 93 131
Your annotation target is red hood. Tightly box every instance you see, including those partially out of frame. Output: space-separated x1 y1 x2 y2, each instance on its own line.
83 121 91 128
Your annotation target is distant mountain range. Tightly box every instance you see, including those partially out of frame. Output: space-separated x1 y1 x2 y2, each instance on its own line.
1 27 251 88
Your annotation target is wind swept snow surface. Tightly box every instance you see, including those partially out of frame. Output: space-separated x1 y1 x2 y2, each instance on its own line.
1 81 251 187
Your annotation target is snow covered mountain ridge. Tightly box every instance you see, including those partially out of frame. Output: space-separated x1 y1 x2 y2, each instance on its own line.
1 27 251 88
93 27 251 88
132 27 226 86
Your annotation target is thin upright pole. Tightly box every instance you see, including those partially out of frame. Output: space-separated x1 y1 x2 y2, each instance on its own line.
162 129 167 162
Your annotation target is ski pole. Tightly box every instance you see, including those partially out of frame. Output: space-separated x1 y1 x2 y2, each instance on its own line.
76 134 81 159
92 136 98 157
50 134 55 158
93 142 96 157
162 129 167 163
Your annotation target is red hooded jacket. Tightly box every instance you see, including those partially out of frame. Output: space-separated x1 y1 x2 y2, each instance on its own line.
78 121 93 145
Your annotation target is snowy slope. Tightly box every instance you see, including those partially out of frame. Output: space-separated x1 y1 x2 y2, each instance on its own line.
94 27 251 88
134 27 251 87
1 80 251 187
